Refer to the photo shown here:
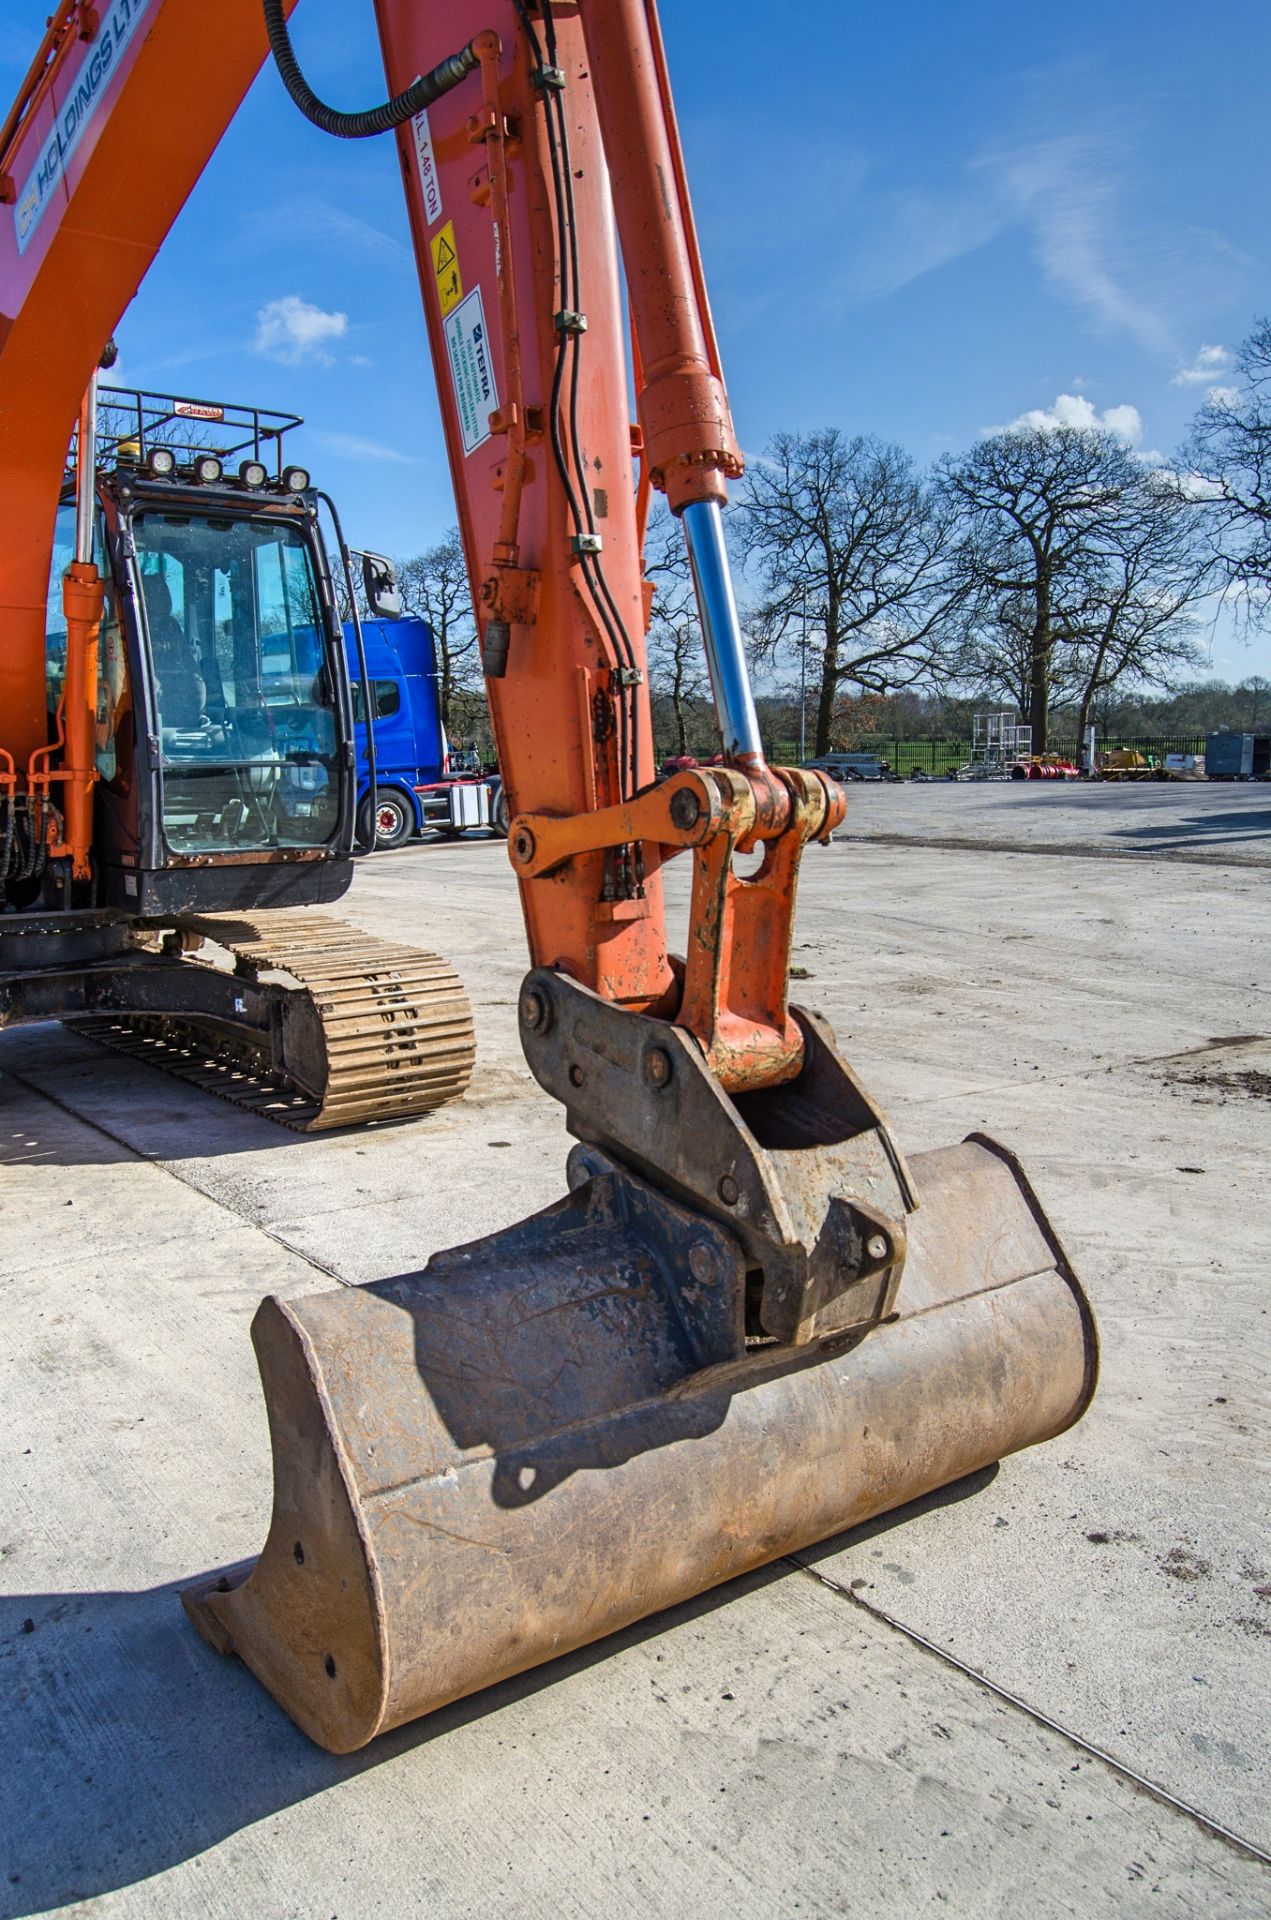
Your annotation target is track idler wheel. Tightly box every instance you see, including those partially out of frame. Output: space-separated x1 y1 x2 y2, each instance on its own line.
184 1135 1096 1753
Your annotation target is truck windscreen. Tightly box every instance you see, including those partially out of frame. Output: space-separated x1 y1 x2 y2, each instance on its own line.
132 510 341 856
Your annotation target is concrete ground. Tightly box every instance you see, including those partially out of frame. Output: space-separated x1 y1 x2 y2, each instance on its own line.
1 781 1268 1918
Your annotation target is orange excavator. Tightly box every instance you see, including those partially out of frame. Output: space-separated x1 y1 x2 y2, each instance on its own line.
0 20 476 1129
1 0 1098 1752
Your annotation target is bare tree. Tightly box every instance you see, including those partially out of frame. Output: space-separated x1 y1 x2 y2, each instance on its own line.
1181 316 1271 616
941 426 1144 749
1236 674 1271 729
1068 472 1210 744
959 586 1088 722
395 529 482 740
643 508 713 757
734 430 962 755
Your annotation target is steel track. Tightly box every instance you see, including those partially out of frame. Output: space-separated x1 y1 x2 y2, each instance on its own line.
68 911 474 1131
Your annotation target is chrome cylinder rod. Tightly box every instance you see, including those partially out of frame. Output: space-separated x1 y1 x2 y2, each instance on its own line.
681 499 764 766
74 371 99 567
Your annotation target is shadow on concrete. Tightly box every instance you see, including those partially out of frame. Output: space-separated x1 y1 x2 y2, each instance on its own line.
392 830 508 857
0 1029 454 1168
0 1050 309 1167
0 1470 992 1917
1111 806 1271 852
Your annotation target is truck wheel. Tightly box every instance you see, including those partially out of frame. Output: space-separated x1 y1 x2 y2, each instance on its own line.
492 787 510 837
360 791 414 849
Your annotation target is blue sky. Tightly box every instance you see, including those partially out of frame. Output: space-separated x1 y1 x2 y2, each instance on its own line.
5 0 1270 677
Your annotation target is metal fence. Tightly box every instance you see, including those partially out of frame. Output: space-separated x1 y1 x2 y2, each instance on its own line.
654 734 1210 774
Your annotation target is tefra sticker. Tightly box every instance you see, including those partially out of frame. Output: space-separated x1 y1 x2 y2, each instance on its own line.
444 288 498 457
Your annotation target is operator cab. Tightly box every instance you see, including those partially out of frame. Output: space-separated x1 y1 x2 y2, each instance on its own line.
126 504 341 856
43 388 356 915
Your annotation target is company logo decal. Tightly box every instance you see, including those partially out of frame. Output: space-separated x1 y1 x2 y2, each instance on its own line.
15 0 155 256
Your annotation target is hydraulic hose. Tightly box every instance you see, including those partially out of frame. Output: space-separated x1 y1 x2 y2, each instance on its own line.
262 0 476 139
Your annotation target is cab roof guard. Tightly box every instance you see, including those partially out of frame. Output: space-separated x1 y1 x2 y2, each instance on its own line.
69 384 304 483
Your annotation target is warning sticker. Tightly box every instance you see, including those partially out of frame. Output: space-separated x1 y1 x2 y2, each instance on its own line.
443 288 498 457
430 221 464 317
411 108 443 225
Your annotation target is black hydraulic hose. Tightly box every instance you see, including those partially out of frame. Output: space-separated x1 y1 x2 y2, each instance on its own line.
262 0 476 139
525 0 638 820
0 797 15 900
540 7 639 785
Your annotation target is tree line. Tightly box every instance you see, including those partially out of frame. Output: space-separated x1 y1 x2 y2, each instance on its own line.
395 313 1271 759
679 677 1268 763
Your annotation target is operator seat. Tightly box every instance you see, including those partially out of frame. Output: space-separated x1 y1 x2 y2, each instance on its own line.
142 573 206 729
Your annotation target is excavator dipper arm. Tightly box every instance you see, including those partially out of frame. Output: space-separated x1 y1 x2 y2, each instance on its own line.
184 0 1095 1750
3 0 1097 1750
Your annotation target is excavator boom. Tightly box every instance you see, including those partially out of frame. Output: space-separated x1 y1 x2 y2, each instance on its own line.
3 0 1097 1751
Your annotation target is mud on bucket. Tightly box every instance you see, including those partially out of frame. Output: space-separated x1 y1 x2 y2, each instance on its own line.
183 1132 1096 1753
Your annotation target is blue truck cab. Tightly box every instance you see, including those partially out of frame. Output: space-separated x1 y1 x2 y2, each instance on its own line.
342 616 505 845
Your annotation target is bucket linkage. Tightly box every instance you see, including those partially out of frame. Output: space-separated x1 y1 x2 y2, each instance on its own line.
185 971 1096 1753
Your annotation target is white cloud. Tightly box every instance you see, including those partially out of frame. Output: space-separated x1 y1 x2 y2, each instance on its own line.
838 96 1253 362
253 296 348 366
1000 392 1143 444
1205 384 1239 409
844 187 1006 300
315 430 414 465
1095 402 1144 444
837 123 1177 351
1168 469 1226 501
242 200 412 271
981 132 1176 357
1171 343 1231 386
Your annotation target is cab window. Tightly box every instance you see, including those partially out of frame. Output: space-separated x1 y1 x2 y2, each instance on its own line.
131 510 341 854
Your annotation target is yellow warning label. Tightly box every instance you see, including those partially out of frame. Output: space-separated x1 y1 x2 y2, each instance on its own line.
430 222 463 316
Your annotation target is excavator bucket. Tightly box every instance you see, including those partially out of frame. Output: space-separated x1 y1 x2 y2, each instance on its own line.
184 1115 1096 1753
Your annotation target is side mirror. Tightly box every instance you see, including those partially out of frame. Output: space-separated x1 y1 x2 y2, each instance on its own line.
361 551 402 621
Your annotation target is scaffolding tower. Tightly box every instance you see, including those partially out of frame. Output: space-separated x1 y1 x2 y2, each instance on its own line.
969 712 1032 777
